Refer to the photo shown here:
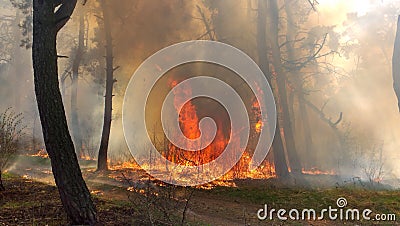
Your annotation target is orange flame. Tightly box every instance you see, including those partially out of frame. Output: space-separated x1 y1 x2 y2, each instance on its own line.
31 149 49 158
302 168 336 175
166 79 228 166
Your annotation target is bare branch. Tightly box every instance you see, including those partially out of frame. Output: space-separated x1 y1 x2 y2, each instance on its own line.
60 65 72 82
333 112 343 126
94 14 103 21
279 37 305 49
300 96 343 128
196 29 215 40
307 0 319 11
196 5 215 41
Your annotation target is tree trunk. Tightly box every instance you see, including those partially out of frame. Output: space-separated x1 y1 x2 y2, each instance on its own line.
257 0 289 178
71 9 85 157
12 11 22 112
97 0 115 171
393 15 400 111
297 97 313 168
32 0 97 224
287 91 295 132
268 0 302 174
0 170 5 191
32 109 38 151
284 0 314 170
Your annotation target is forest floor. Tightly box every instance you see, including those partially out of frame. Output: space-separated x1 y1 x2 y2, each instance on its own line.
1 155 400 225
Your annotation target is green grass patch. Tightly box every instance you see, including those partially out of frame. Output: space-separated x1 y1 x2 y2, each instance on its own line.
209 186 400 213
1 171 18 179
17 155 51 166
2 200 40 209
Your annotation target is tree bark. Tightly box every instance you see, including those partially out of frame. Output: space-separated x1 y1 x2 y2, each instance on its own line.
267 0 302 174
32 0 97 224
97 0 115 171
71 9 85 157
393 15 400 111
257 0 289 178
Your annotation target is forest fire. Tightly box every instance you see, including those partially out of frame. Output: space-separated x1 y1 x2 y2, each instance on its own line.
302 168 336 176
25 77 335 187
3 0 400 225
30 149 49 158
104 78 280 185
30 149 95 161
165 79 228 167
252 99 263 133
152 79 276 180
109 160 141 171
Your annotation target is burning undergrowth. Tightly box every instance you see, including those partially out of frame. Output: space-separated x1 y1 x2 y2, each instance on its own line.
13 61 342 189
7 146 371 191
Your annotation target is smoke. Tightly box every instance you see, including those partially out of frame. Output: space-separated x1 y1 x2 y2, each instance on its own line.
2 0 400 186
306 0 400 182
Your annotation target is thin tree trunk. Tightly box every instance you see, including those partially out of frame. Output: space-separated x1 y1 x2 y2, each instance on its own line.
97 0 115 171
71 9 85 157
32 110 37 150
0 170 5 191
298 97 313 168
284 0 314 170
268 0 302 174
60 65 72 98
288 91 295 132
257 0 289 178
12 11 22 112
393 15 400 111
32 0 97 224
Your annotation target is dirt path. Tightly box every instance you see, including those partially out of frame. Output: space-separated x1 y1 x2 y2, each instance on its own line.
7 156 386 225
186 192 260 225
85 172 260 225
8 157 259 225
